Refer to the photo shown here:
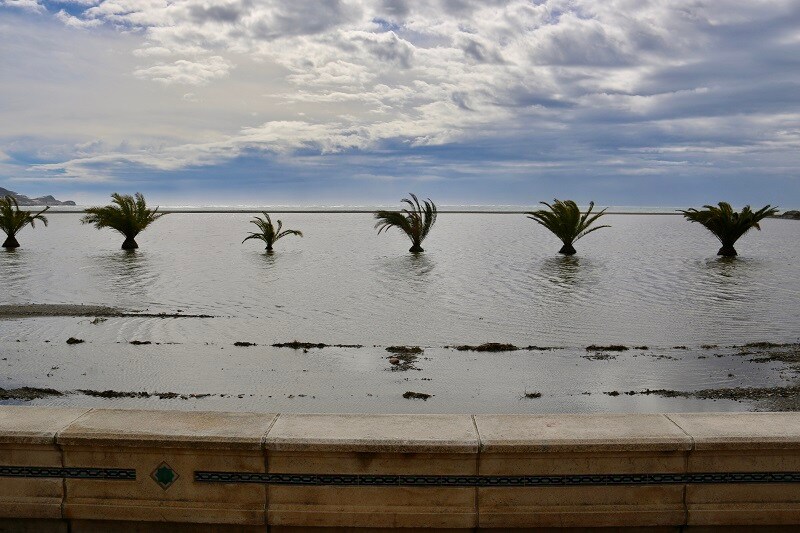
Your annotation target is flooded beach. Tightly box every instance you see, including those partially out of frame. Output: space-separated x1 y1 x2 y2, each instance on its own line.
1 212 798 413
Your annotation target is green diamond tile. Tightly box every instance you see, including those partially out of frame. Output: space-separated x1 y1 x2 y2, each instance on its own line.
150 461 179 490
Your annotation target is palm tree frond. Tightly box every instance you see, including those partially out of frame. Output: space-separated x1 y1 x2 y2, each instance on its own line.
81 193 164 241
0 195 50 243
243 212 302 250
374 194 437 251
680 202 778 255
525 199 609 254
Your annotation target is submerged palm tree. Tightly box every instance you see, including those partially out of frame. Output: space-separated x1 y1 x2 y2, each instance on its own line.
81 193 165 250
680 202 778 257
526 199 609 255
242 212 303 252
0 195 49 249
374 194 437 253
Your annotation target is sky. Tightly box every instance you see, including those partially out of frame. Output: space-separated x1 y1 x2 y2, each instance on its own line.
1 0 799 207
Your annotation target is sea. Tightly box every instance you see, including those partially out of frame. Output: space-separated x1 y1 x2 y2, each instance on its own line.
1 207 798 413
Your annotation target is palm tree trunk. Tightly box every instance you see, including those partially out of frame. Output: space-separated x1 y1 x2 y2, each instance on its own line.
121 237 138 250
559 242 577 255
409 243 424 253
2 235 19 248
717 244 737 257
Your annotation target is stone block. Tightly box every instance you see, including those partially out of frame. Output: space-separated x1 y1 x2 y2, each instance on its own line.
474 414 690 528
58 409 276 525
265 414 478 529
0 406 89 519
669 412 800 526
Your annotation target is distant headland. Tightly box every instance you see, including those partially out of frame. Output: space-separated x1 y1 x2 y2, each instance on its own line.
0 186 75 206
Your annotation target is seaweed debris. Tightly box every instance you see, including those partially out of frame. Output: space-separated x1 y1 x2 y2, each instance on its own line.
583 352 617 361
120 312 214 318
522 391 542 399
66 337 84 345
78 389 212 400
234 341 257 347
603 385 800 404
272 341 364 349
403 391 432 400
585 344 628 351
129 340 152 345
387 353 420 371
743 342 790 349
0 387 62 401
735 343 800 364
451 343 518 352
386 346 424 354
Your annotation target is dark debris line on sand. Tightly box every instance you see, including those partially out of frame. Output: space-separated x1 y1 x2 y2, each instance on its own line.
585 344 629 351
272 341 364 349
0 304 215 319
78 390 213 400
0 387 217 401
602 384 800 406
0 387 62 401
403 391 432 400
448 343 558 352
386 345 424 354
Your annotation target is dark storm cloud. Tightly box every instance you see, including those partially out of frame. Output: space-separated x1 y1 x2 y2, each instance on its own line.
188 2 248 24
249 0 360 40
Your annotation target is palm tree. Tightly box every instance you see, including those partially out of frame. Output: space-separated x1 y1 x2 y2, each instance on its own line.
0 195 49 249
242 212 303 252
680 202 778 257
526 199 610 255
81 193 165 250
374 194 437 253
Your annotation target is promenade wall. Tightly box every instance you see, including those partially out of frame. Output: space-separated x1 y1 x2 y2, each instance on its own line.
2 407 800 531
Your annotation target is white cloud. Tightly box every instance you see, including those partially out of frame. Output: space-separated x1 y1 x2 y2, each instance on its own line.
55 9 102 28
0 0 798 204
133 55 232 84
1 0 44 12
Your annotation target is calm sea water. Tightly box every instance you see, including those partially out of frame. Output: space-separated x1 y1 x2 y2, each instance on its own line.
1 213 799 413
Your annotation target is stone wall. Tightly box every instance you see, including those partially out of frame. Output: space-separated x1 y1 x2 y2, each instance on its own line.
2 407 800 531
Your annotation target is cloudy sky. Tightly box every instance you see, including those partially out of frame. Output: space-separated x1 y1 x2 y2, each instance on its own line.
1 0 799 206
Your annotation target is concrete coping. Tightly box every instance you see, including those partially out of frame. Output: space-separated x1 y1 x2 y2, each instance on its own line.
55 409 278 450
474 413 693 453
667 412 800 450
264 414 479 453
3 407 800 453
0 406 90 446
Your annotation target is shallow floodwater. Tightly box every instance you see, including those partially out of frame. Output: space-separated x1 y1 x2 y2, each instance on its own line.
1 213 799 413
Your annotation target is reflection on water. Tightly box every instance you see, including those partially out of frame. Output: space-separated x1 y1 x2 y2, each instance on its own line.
404 253 436 277
1 248 30 302
701 258 756 301
258 251 278 269
92 251 157 303
541 255 581 286
377 253 436 281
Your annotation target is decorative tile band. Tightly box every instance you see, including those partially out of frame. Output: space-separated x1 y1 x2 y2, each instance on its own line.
195 471 800 486
0 466 135 480
5 467 800 486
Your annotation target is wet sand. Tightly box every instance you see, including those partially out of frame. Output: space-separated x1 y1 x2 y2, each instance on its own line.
1 310 799 412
